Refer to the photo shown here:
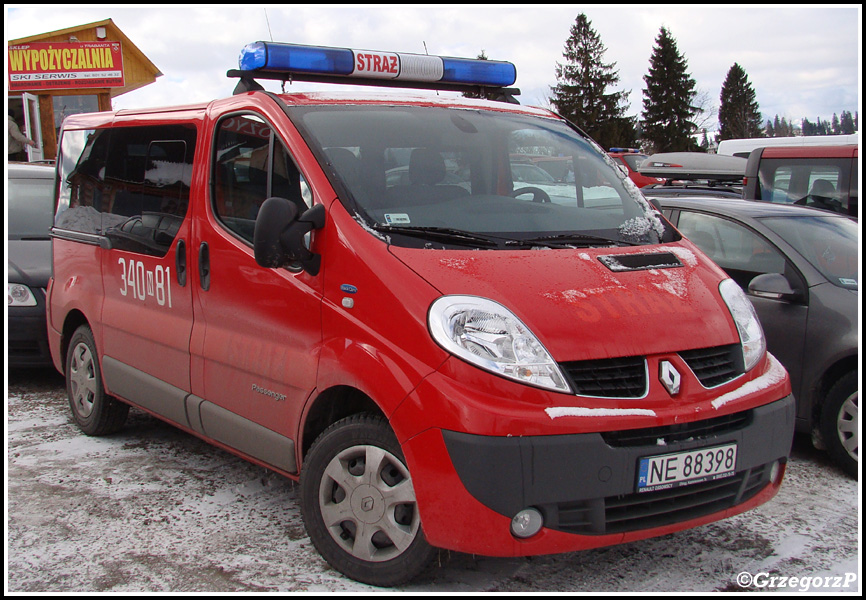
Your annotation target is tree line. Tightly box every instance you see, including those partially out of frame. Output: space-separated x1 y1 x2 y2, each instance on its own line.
536 13 858 152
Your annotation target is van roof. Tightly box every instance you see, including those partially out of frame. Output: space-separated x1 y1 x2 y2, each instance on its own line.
60 90 557 130
759 144 858 159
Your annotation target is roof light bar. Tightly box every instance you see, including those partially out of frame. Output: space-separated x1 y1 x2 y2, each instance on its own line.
236 41 517 88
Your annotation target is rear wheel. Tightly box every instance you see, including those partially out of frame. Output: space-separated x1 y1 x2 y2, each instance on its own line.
300 414 435 586
820 372 858 478
66 325 129 436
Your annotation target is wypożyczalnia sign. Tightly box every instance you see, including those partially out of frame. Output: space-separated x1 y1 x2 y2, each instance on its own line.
8 41 124 91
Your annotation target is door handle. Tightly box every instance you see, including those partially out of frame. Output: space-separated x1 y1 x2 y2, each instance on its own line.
175 239 187 287
198 242 210 291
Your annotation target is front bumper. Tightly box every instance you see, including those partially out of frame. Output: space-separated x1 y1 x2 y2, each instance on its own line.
444 394 794 536
403 394 794 556
8 304 53 368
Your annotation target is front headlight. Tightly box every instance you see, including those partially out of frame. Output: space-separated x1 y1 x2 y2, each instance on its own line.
428 295 571 393
719 279 765 371
8 283 38 307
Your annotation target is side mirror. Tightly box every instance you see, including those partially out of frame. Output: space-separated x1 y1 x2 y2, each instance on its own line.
748 272 797 301
254 198 326 275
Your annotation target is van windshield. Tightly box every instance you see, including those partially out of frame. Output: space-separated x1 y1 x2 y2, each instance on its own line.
289 105 672 249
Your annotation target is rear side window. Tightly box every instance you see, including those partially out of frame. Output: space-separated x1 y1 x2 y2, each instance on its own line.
757 157 851 215
56 124 197 257
213 114 311 243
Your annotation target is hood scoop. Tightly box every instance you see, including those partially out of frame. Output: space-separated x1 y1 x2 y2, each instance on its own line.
598 252 683 272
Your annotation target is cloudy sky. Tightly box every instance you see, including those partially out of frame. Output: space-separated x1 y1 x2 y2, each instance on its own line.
6 5 861 133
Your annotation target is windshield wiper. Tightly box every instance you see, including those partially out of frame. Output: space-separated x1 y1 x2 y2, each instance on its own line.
508 233 642 248
372 225 502 248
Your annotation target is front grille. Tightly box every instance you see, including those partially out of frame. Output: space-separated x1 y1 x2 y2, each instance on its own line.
601 409 752 447
679 344 744 388
559 356 647 398
550 463 771 535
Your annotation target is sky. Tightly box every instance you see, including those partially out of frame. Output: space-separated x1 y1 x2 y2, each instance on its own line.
5 4 862 135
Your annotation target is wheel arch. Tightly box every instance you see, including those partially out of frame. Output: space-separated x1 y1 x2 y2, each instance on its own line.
810 354 859 428
58 309 91 375
300 385 386 460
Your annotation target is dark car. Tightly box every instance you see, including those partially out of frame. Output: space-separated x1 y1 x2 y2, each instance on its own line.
656 195 858 476
8 162 56 368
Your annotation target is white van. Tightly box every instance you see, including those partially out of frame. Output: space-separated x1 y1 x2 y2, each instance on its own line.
718 134 859 158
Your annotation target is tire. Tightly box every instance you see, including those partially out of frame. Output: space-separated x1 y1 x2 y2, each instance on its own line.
66 325 129 436
300 414 435 587
820 372 858 478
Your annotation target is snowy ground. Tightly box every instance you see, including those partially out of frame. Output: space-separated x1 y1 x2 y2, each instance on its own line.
5 368 860 593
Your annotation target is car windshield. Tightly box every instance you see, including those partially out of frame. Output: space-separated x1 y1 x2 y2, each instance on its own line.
622 154 648 170
289 105 670 249
760 215 858 290
9 174 55 239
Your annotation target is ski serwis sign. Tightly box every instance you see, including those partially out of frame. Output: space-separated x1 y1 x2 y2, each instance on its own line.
8 41 124 91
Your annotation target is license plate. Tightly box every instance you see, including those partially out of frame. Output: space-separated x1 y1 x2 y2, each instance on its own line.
636 443 737 493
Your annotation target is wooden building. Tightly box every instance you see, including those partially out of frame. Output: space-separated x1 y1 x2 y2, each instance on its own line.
8 18 161 161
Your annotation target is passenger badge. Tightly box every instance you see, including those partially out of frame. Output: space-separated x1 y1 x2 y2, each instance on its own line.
659 360 681 396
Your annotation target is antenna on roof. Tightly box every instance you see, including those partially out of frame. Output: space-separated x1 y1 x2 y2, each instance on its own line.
264 9 274 41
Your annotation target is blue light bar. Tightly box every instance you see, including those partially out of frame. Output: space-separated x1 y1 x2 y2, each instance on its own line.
441 57 516 86
237 41 517 88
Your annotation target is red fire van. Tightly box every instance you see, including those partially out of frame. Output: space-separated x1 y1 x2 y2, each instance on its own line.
47 42 794 586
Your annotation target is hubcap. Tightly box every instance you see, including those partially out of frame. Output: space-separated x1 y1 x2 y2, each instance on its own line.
319 444 419 562
69 342 97 418
836 391 858 462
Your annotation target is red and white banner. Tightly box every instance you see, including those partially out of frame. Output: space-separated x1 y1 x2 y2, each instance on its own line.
8 41 124 91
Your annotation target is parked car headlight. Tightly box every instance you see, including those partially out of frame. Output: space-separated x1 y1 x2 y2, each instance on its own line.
8 283 38 307
719 279 765 371
429 295 571 393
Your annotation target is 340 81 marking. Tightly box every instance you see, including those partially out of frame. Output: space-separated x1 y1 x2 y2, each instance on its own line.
118 257 173 308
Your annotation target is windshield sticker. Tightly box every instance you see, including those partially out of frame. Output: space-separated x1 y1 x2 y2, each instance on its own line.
384 213 411 225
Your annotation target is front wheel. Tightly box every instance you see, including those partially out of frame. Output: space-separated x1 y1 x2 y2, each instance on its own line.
820 372 858 478
300 414 435 586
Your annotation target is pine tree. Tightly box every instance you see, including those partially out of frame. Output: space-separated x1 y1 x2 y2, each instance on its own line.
839 110 856 134
550 13 635 149
641 27 698 152
717 63 763 140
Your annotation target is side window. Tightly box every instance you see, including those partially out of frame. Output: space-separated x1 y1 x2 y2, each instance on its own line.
213 114 310 243
56 125 196 257
677 211 786 289
56 128 111 232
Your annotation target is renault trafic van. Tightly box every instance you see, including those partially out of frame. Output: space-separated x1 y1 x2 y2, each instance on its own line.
48 42 795 587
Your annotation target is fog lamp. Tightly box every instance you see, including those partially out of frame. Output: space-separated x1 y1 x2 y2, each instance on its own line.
511 508 544 539
769 460 782 484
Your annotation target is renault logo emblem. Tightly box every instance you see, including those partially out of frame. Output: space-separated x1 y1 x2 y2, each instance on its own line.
659 360 681 396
